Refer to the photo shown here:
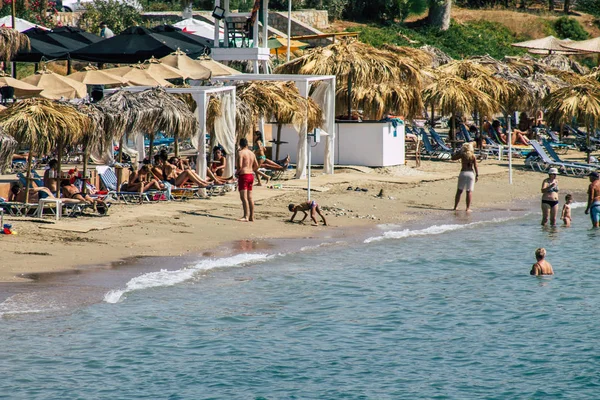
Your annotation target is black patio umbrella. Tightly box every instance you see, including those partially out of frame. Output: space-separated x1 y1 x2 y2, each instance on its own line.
52 26 103 46
71 26 207 64
151 25 212 54
13 28 75 62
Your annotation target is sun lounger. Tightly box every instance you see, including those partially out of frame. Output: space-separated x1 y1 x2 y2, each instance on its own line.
97 166 167 204
528 140 595 177
420 128 451 160
541 139 598 169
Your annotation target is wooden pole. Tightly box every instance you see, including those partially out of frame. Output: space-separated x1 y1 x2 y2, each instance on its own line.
118 136 124 163
148 134 154 163
24 150 33 204
56 142 63 198
174 133 179 157
82 143 88 196
275 123 282 160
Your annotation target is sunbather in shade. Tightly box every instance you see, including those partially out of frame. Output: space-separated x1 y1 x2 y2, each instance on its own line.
124 165 165 193
60 180 108 214
157 151 210 188
8 182 63 203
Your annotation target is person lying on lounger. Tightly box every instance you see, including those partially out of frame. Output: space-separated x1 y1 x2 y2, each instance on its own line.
60 180 108 214
157 151 210 188
123 165 165 193
9 182 60 203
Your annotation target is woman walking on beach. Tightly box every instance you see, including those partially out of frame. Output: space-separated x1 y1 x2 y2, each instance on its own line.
541 167 560 226
452 142 478 212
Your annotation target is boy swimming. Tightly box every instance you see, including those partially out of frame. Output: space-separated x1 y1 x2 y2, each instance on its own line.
288 201 327 226
561 194 573 227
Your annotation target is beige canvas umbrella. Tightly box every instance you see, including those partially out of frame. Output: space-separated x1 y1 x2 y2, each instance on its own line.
103 64 174 87
159 49 211 80
512 36 584 55
195 56 240 76
561 37 600 54
22 69 87 99
68 65 129 86
0 74 43 98
143 56 189 80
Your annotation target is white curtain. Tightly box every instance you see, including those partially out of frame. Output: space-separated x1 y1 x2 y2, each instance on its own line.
310 81 335 174
213 92 236 177
133 132 145 163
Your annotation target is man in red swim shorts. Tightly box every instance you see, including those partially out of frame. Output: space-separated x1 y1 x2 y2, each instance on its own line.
236 138 259 222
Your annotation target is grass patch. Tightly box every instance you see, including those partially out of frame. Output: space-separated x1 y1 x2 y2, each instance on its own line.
347 19 531 59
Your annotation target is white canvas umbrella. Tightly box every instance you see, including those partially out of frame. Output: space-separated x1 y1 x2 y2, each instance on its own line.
512 35 584 55
0 16 49 32
172 18 224 40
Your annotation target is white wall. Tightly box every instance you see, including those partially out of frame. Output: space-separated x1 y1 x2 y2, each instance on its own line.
271 121 405 167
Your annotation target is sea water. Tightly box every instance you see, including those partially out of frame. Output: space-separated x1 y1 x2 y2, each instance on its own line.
1 208 600 399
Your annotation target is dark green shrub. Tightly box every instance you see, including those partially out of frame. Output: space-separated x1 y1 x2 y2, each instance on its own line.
146 1 173 11
575 0 600 17
553 17 588 40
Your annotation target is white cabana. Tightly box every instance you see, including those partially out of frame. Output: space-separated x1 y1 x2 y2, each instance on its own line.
105 85 237 179
0 16 49 32
173 18 224 41
213 74 336 179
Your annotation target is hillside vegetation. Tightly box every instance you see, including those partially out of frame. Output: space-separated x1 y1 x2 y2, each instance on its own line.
330 7 600 62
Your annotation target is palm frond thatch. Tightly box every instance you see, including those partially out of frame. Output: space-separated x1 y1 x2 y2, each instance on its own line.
137 87 198 140
275 38 422 119
0 28 30 61
382 44 434 67
419 45 453 67
98 89 158 138
538 54 588 75
0 130 17 173
0 98 87 155
544 83 600 127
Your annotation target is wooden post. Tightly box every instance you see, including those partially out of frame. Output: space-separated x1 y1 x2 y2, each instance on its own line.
275 123 282 160
174 133 179 157
82 143 88 196
118 136 124 163
56 143 63 198
148 134 154 163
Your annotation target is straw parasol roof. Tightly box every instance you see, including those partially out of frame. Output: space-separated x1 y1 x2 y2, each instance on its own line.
0 73 43 98
561 36 600 54
237 81 323 133
0 130 17 173
537 54 588 75
512 36 583 54
103 64 174 87
196 55 240 76
383 44 435 68
275 38 422 119
68 65 129 86
420 45 452 67
22 69 87 99
98 89 159 140
137 87 197 140
160 49 211 80
423 74 500 141
0 27 30 61
544 82 600 161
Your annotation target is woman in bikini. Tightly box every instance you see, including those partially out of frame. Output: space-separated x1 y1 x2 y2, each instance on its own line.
541 167 560 226
452 142 478 212
252 131 291 185
206 147 235 185
124 165 165 194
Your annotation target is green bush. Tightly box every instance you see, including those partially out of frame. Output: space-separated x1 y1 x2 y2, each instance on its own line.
146 1 174 10
575 0 600 17
347 20 528 59
78 0 143 35
552 17 588 40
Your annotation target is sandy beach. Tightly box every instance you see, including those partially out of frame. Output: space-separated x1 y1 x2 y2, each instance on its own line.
0 156 592 283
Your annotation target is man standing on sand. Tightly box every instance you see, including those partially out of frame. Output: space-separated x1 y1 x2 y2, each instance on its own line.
585 171 600 228
236 138 259 222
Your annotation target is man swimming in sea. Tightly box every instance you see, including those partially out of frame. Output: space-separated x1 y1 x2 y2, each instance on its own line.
530 248 554 276
288 201 327 226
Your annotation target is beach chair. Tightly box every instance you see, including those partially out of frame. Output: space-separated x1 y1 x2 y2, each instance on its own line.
458 124 474 142
528 140 595 177
420 129 451 160
97 166 163 204
541 139 599 169
545 130 575 154
426 127 452 152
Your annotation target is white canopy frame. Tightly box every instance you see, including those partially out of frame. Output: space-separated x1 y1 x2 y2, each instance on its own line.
104 85 237 179
212 74 336 179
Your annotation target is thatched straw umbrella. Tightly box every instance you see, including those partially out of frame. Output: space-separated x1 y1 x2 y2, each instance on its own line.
382 44 434 68
0 28 30 61
136 87 198 160
420 45 453 67
0 98 88 200
423 74 499 144
275 38 421 120
74 103 108 194
0 130 17 174
544 83 600 163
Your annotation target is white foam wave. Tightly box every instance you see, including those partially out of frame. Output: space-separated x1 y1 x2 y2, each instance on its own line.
300 241 347 252
0 293 62 318
364 217 521 243
104 253 271 304
571 201 587 209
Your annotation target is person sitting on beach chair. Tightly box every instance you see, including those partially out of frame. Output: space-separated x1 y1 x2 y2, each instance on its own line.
511 112 532 145
123 165 165 193
288 201 327 226
157 151 211 188
61 180 108 214
253 131 290 185
9 182 57 203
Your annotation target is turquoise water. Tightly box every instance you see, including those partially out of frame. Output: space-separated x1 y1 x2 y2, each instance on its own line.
2 209 600 399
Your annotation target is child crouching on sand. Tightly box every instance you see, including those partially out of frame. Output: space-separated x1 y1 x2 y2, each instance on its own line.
561 194 573 227
288 201 327 226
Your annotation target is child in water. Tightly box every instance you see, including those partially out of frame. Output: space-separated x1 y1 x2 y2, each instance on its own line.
561 194 573 227
288 201 328 226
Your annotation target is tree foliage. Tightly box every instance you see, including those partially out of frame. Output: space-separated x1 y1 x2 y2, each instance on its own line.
79 0 142 35
0 0 57 27
552 17 589 41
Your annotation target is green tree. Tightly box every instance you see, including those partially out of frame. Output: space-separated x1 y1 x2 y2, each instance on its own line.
79 0 142 35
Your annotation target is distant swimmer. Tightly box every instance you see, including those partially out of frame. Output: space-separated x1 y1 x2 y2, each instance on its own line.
530 248 554 276
561 194 573 227
288 201 327 226
585 171 600 228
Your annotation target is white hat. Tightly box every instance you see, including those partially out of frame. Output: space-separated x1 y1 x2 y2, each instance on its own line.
548 168 559 175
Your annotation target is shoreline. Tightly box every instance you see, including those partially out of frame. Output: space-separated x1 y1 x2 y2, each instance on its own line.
1 160 593 289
